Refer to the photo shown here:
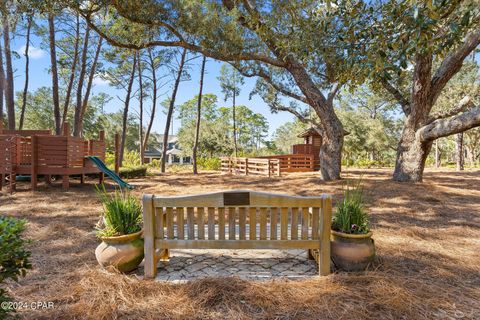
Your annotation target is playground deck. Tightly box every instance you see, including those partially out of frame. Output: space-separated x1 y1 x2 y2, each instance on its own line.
0 124 106 191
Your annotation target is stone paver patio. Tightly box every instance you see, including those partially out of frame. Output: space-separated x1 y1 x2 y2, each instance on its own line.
152 249 318 282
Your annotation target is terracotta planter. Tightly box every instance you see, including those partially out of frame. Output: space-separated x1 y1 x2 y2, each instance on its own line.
95 230 144 273
330 230 375 271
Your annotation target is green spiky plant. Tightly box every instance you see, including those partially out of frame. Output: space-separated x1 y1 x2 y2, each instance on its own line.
332 179 370 234
95 185 143 238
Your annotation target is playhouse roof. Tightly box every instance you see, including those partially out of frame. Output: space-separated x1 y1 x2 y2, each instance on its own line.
298 128 321 138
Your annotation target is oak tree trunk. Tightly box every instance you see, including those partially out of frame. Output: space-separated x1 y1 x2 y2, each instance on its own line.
120 54 137 166
161 48 187 173
2 12 15 130
19 16 32 130
193 56 206 175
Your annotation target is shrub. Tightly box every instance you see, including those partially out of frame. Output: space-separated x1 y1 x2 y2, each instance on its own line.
197 157 221 171
95 187 143 238
123 150 142 168
147 159 161 168
119 166 147 179
0 216 32 318
332 180 370 234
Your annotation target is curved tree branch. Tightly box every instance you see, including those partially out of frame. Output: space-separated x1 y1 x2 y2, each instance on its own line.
418 97 480 142
430 28 480 105
380 77 410 114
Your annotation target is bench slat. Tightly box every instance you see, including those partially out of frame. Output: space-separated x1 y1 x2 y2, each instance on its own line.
280 207 288 240
239 207 246 240
291 208 298 240
270 207 278 240
177 207 184 240
302 207 309 240
197 207 205 240
155 207 164 239
166 207 174 239
249 207 257 240
156 239 321 250
218 208 225 240
260 207 267 240
187 207 195 240
228 207 236 240
208 207 215 240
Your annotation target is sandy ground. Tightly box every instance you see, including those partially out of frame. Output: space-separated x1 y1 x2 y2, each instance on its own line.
0 168 479 319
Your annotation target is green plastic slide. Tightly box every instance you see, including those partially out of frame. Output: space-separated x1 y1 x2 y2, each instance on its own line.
86 156 133 189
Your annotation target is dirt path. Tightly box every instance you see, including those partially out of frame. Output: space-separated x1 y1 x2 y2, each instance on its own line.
1 168 479 319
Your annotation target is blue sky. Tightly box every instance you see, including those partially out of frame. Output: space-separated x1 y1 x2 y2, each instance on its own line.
10 35 296 139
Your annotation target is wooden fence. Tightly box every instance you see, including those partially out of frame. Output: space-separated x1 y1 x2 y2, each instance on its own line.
259 154 317 172
221 157 281 177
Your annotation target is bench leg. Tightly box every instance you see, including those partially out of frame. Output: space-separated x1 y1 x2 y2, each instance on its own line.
308 249 315 260
159 249 170 261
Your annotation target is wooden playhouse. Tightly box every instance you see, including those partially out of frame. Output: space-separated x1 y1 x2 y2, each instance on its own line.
0 123 106 192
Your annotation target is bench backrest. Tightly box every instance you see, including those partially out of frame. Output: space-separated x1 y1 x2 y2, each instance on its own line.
142 190 332 278
144 190 331 241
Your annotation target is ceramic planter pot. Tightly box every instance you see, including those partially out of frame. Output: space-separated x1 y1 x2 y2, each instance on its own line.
331 230 375 271
95 230 144 273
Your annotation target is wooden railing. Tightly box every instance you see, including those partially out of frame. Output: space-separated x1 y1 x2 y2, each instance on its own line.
258 154 318 172
221 157 281 177
142 190 332 278
292 144 320 155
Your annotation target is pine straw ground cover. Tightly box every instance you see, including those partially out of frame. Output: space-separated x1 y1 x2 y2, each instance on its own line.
0 168 479 319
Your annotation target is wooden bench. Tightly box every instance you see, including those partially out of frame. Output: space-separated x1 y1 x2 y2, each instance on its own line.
142 190 332 279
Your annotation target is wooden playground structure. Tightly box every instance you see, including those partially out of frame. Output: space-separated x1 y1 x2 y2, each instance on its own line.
221 128 322 176
0 122 109 192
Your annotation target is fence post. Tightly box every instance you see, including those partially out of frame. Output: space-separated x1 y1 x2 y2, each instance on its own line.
268 159 271 177
277 160 281 176
245 158 249 176
143 194 157 279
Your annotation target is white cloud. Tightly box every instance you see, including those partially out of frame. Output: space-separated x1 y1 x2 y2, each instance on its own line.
93 75 110 86
17 45 46 59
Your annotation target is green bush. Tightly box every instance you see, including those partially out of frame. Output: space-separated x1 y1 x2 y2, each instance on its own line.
332 180 370 234
197 157 221 171
119 166 148 179
0 216 32 318
95 186 143 238
147 159 161 168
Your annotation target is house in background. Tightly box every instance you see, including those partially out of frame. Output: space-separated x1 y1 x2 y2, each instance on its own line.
143 135 191 165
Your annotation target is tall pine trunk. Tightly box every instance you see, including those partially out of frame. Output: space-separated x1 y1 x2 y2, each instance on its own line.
142 48 157 161
455 133 464 171
78 37 103 135
62 14 80 129
73 25 90 137
120 54 137 166
2 12 15 130
137 51 144 165
19 15 32 130
161 48 187 173
193 56 206 175
48 13 61 135
0 36 5 125
232 92 238 157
